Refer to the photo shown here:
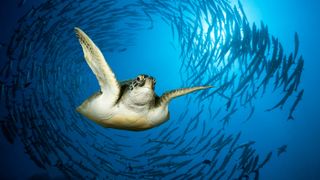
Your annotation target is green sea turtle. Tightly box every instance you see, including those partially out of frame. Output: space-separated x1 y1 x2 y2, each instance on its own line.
74 27 212 131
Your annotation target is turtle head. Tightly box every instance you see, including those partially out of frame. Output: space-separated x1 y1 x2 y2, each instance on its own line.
127 74 156 106
130 74 156 90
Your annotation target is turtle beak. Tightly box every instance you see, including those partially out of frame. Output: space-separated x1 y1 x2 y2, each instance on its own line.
151 77 156 90
144 78 155 90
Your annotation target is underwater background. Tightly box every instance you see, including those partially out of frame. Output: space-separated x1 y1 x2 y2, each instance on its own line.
0 0 319 179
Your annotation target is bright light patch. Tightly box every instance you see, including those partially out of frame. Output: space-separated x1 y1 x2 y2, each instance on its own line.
199 11 230 70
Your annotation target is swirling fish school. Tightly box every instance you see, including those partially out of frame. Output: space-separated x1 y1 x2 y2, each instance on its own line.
0 0 302 179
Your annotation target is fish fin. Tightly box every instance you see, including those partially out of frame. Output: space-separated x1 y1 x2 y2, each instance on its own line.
74 27 120 102
157 86 212 107
288 115 294 120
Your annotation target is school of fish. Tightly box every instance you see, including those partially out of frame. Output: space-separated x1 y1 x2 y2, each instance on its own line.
0 0 303 179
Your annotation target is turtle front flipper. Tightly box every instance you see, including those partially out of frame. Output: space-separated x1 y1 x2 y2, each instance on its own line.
75 27 120 103
148 86 212 127
157 86 212 107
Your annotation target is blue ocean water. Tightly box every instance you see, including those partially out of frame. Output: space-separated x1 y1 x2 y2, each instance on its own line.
0 0 319 179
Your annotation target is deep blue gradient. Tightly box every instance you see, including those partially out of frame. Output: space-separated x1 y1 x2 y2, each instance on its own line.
0 0 319 179
242 0 320 179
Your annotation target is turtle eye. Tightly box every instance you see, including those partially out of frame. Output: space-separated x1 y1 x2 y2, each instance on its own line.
136 76 141 81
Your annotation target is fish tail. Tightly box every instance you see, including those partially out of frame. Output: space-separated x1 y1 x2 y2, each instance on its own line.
287 115 294 120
